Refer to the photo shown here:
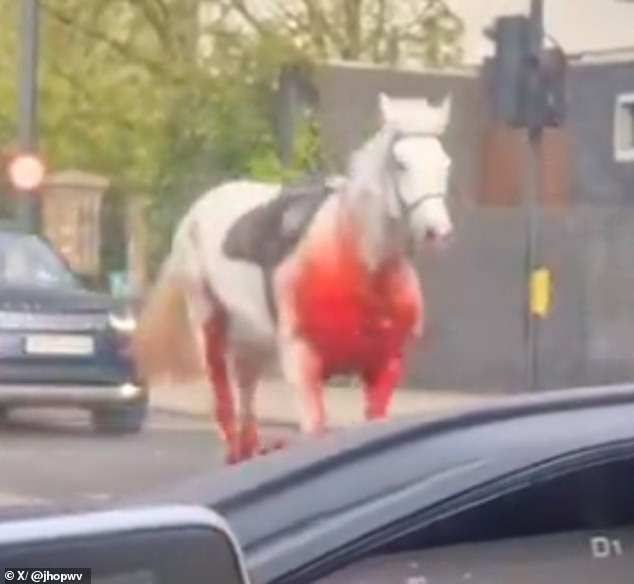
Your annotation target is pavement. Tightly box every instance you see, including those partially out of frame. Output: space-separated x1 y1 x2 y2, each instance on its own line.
0 380 503 509
0 408 289 507
150 377 505 429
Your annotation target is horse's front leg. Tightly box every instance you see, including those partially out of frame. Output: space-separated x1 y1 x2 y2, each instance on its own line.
274 259 328 442
359 259 422 420
395 260 424 340
361 352 404 421
278 333 327 437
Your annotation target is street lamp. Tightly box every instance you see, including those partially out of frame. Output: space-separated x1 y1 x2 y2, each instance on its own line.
14 0 41 233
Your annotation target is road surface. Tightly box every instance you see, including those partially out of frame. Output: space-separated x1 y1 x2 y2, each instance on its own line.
0 408 292 508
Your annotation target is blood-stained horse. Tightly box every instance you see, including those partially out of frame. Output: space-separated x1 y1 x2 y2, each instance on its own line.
130 92 454 464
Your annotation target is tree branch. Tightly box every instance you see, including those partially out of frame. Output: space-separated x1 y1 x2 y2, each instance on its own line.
136 0 172 51
219 0 273 36
41 1 176 80
367 0 388 61
299 0 342 56
341 0 365 58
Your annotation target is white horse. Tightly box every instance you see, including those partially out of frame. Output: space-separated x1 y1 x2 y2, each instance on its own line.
130 93 453 463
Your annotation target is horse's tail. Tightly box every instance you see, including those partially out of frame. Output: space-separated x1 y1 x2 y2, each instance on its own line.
129 234 205 387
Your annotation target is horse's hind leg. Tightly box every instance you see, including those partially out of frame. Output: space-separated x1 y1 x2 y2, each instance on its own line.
361 352 404 420
202 313 240 464
232 347 266 460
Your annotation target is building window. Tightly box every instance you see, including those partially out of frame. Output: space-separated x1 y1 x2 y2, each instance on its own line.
614 93 634 162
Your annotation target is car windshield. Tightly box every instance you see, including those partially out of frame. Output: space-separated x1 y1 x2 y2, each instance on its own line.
0 231 77 289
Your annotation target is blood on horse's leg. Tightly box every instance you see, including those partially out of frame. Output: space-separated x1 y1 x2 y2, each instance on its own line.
279 336 326 436
203 316 239 464
362 353 404 420
233 349 265 460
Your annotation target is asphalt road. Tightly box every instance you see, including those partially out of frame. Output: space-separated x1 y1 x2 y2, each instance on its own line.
0 408 291 508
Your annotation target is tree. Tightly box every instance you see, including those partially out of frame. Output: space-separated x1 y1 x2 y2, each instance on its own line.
38 0 182 190
0 0 463 265
0 0 19 216
202 0 464 67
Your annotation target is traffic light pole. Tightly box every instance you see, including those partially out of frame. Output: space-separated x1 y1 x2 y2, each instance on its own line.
524 0 544 392
15 0 41 233
489 0 566 393
525 125 542 392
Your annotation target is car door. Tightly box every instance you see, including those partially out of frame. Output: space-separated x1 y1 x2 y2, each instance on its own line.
0 505 251 584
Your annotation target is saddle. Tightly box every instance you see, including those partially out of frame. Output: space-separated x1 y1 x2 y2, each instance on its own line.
222 181 335 268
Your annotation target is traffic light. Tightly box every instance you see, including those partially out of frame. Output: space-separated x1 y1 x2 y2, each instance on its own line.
7 151 45 192
487 14 567 129
488 15 531 127
538 47 567 127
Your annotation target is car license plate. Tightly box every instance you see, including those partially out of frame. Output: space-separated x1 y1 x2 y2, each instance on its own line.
25 334 95 356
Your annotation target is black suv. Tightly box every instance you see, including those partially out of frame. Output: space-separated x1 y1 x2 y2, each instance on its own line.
0 221 147 433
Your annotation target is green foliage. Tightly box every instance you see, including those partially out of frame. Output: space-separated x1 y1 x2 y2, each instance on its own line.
0 0 463 271
0 0 18 142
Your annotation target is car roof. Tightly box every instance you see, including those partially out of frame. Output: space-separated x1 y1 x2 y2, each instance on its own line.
142 384 634 497
3 384 634 584
145 384 634 583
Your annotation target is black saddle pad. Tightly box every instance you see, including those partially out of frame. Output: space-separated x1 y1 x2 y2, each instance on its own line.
222 182 334 267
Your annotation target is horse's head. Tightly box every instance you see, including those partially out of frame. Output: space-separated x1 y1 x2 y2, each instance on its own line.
378 92 453 249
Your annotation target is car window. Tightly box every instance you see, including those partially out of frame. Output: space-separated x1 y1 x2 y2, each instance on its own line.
0 232 77 289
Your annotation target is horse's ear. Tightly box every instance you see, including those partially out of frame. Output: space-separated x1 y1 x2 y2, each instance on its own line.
378 92 392 122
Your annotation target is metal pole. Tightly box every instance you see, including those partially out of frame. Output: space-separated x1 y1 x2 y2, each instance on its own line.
276 65 299 168
15 0 41 233
525 126 542 391
524 0 544 391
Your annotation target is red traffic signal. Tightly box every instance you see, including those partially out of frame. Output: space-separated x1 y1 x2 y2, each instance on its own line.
7 152 45 191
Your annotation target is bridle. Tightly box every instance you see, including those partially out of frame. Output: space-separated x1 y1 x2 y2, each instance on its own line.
384 130 447 245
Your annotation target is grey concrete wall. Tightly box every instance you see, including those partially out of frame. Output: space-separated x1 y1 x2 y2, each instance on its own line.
406 205 634 393
567 60 634 204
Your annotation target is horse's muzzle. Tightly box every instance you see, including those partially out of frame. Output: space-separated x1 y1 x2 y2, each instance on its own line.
424 227 453 251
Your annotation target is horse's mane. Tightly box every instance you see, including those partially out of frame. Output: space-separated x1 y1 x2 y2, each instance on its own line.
345 127 393 201
338 126 397 267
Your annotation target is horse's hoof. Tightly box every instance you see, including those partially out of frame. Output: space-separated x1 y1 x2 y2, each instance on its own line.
224 443 246 465
271 438 290 450
225 453 242 465
256 445 276 456
237 426 261 460
255 438 290 457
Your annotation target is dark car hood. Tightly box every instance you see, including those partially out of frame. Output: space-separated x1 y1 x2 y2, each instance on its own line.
0 285 117 314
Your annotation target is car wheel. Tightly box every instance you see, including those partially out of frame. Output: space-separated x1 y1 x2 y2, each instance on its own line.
91 399 148 435
0 407 8 424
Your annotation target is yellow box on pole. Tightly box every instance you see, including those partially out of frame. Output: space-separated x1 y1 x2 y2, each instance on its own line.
530 267 551 318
